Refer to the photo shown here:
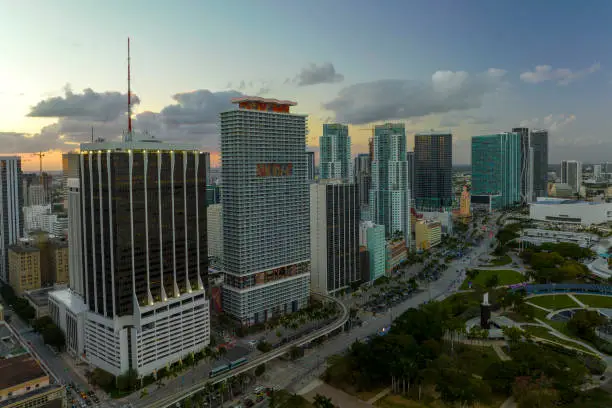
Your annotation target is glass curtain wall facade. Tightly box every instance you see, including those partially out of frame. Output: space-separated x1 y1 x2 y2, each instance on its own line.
414 132 453 210
370 123 408 237
320 123 351 181
471 132 521 209
512 127 530 204
530 129 549 200
0 156 23 283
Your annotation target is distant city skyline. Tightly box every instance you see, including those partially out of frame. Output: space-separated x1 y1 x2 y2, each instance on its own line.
1 1 611 171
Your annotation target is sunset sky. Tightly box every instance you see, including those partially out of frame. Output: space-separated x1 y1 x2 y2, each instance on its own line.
1 0 611 171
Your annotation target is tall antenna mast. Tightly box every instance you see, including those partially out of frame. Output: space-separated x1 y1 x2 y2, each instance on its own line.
127 37 133 141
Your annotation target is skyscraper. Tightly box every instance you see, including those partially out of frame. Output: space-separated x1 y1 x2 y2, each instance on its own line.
67 178 83 297
62 152 80 209
78 138 210 376
512 127 530 204
561 160 582 194
370 123 410 241
310 181 360 295
221 97 310 325
0 156 23 283
353 153 371 207
320 123 351 181
530 129 549 200
305 151 316 182
414 131 453 210
471 133 521 210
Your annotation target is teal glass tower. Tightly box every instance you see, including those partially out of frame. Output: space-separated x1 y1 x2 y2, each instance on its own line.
319 124 351 181
471 132 521 210
370 123 410 244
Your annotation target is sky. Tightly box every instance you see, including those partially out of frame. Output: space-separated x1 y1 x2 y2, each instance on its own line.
1 0 612 171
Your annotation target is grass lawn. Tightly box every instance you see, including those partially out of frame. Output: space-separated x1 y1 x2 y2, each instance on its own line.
574 294 612 309
460 269 524 290
488 254 512 266
527 294 580 310
356 387 387 401
521 325 596 354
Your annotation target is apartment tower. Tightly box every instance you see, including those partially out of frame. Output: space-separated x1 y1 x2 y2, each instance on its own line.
221 96 310 325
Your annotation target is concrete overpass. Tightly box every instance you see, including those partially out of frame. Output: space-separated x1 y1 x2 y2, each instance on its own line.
143 292 349 408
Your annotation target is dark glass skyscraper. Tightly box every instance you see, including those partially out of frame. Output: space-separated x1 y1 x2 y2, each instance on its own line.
530 129 549 200
0 156 23 283
511 127 530 204
353 153 371 207
78 138 211 377
414 131 453 210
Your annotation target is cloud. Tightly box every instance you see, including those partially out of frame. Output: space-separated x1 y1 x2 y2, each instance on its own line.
439 114 494 127
323 68 506 125
4 88 246 153
519 113 576 131
294 63 344 86
520 63 600 85
28 84 140 121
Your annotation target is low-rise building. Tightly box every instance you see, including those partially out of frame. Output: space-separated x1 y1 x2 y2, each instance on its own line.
386 239 407 274
0 323 66 408
8 245 41 296
48 289 87 359
529 198 612 226
415 220 442 251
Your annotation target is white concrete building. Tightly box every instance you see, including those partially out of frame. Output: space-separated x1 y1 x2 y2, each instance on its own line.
67 178 83 297
48 289 88 358
561 160 582 194
207 204 223 267
530 198 612 225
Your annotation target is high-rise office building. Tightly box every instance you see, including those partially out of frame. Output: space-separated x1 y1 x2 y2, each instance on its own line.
207 203 223 267
353 153 371 207
67 178 83 297
471 132 521 210
310 181 360 295
0 156 23 283
594 164 602 181
78 137 210 376
530 129 549 200
512 127 530 204
62 152 80 208
306 151 316 182
320 123 351 181
414 131 453 210
221 96 310 325
561 160 582 194
370 123 410 241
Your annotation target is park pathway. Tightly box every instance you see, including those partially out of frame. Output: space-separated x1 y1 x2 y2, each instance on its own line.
568 294 587 308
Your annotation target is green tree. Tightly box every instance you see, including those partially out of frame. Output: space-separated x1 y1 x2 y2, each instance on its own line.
257 341 272 353
116 369 139 392
503 326 523 345
313 394 335 408
485 274 500 288
42 325 65 350
567 309 607 340
255 363 266 377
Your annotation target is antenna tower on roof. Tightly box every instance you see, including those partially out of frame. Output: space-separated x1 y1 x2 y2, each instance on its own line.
125 37 133 142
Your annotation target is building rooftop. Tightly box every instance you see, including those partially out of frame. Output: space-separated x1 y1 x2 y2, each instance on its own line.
0 354 46 390
533 198 607 206
231 96 297 106
415 130 452 136
8 244 40 254
23 286 63 307
80 135 199 152
48 289 88 315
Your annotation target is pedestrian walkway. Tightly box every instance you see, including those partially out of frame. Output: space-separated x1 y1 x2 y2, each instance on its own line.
568 294 587 308
525 301 552 313
492 344 511 361
366 387 391 404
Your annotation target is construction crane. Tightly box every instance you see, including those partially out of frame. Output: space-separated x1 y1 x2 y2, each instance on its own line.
31 151 47 203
